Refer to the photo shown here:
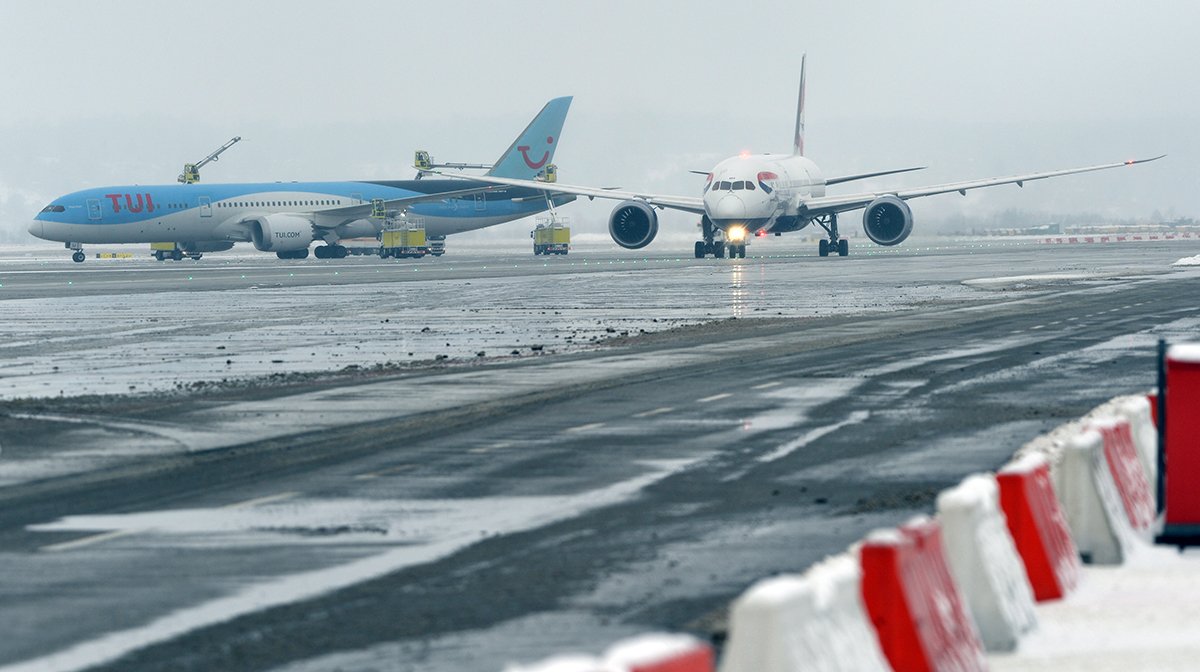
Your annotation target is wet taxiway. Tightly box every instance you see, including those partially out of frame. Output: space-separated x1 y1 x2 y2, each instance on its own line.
1 238 1199 671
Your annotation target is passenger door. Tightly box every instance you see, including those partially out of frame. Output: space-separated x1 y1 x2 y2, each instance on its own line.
199 196 212 218
87 199 102 221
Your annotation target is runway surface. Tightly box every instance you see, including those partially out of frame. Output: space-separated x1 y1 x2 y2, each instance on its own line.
1 237 1198 671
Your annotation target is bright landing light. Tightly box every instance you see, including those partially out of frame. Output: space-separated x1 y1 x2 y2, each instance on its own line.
728 226 747 242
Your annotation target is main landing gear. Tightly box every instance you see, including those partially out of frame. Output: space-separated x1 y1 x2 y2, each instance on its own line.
276 249 311 260
313 244 348 259
815 213 849 257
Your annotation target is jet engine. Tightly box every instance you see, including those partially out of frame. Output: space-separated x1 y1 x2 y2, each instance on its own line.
250 214 314 252
608 200 658 249
861 195 913 246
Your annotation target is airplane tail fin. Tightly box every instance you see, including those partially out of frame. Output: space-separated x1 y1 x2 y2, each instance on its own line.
488 96 573 179
793 54 806 156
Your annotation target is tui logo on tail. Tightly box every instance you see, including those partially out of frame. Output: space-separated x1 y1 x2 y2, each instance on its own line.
518 136 555 169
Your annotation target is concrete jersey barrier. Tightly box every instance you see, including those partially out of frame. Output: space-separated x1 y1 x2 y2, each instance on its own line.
1059 429 1138 564
937 473 1038 652
860 518 986 672
720 554 888 672
996 453 1080 601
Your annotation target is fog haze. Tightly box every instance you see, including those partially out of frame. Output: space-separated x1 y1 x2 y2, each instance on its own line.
2 0 1196 242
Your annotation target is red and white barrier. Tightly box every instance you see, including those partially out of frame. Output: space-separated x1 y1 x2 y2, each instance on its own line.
937 474 1038 651
996 453 1080 601
605 633 713 672
1085 395 1159 495
1058 429 1136 564
1087 417 1156 538
860 517 987 672
720 554 888 672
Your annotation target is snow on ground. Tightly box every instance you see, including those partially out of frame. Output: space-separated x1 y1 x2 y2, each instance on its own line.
991 542 1200 671
3 458 700 672
0 254 990 400
1173 254 1200 266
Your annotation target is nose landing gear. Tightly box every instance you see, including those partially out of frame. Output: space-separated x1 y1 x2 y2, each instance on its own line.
815 213 849 257
693 216 746 259
65 242 85 263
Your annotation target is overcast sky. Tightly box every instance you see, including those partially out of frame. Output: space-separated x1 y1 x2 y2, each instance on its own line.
1 0 1196 242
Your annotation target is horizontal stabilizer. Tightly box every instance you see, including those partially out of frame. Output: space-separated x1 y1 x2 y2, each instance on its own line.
826 166 927 186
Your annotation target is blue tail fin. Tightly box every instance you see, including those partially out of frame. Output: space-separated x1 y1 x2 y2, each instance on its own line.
488 96 572 179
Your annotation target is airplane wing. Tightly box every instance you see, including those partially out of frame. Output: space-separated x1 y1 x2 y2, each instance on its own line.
799 155 1166 216
430 171 706 214
313 185 505 227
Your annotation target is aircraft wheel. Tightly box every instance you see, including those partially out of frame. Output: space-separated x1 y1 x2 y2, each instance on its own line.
819 239 830 257
334 245 348 259
714 242 726 259
694 241 705 258
72 251 85 263
154 251 164 261
838 239 849 256
171 249 183 261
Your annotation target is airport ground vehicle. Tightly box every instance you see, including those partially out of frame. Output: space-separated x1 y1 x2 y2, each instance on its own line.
532 218 570 255
379 219 428 259
150 242 202 261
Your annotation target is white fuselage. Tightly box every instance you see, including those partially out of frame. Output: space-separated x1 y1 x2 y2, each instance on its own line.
703 154 826 235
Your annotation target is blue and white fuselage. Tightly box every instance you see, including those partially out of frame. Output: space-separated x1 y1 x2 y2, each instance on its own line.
30 178 571 247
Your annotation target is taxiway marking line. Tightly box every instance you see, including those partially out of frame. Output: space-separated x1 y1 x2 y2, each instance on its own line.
634 407 674 418
41 491 299 552
469 441 512 454
1031 325 1045 330
565 422 606 433
697 393 733 403
354 464 414 480
41 529 139 553
223 492 298 509
751 382 782 390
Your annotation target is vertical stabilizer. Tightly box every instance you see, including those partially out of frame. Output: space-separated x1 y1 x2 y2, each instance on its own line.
793 54 807 156
488 96 573 179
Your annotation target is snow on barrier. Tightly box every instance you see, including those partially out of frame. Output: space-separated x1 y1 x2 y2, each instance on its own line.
996 453 1080 601
720 554 888 672
1087 417 1156 538
503 655 607 672
936 474 1037 652
605 633 713 672
860 518 987 672
1084 395 1160 500
1053 428 1138 564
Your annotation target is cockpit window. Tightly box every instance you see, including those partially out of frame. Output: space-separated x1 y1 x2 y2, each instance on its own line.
40 204 65 213
745 181 756 190
732 181 744 190
718 181 733 191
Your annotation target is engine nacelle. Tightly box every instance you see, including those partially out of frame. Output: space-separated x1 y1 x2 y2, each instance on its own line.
608 200 658 249
250 214 314 252
861 195 913 246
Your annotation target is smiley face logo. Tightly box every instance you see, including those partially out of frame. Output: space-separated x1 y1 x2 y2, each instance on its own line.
518 135 554 169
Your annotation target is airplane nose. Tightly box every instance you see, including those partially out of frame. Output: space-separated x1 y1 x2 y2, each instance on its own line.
28 219 44 239
711 195 746 220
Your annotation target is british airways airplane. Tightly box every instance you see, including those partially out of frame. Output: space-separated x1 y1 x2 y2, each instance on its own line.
437 57 1163 259
29 97 575 262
